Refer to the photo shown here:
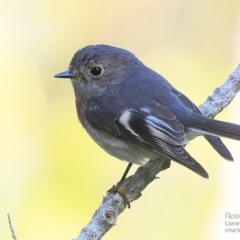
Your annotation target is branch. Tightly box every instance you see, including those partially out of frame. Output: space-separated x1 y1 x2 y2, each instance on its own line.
7 214 18 240
75 64 240 240
199 64 240 118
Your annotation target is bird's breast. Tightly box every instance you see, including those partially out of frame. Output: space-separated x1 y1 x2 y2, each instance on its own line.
75 99 86 127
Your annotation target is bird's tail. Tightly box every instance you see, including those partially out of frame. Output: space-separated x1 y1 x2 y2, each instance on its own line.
204 135 233 161
191 116 240 141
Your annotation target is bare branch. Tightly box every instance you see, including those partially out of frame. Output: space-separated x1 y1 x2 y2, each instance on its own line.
7 214 18 240
75 64 240 240
199 64 240 118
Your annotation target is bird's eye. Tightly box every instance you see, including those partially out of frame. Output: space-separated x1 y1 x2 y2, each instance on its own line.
90 67 103 77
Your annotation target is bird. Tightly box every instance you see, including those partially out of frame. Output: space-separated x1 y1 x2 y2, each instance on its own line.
54 44 240 183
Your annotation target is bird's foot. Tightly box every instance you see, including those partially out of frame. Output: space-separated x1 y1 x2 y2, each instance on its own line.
107 184 130 208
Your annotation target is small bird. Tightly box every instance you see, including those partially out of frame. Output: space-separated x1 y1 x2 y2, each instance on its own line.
55 44 240 181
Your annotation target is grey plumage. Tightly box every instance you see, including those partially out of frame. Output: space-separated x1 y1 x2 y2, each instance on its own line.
55 44 240 178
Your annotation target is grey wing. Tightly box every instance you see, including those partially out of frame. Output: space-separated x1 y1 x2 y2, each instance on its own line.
171 88 233 161
117 105 208 178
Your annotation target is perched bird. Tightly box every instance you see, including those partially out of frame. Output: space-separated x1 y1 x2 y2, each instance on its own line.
55 44 240 181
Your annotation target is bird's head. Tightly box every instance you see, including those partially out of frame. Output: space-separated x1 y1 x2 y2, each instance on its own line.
55 44 143 101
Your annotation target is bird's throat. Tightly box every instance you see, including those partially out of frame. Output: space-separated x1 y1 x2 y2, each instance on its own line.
75 99 85 125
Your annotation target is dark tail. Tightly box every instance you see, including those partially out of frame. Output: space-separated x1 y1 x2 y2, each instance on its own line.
192 116 240 141
204 135 233 161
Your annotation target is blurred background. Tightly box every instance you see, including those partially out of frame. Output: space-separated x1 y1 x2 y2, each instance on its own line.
1 0 240 239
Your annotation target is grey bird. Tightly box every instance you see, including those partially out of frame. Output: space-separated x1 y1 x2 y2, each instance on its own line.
55 44 240 181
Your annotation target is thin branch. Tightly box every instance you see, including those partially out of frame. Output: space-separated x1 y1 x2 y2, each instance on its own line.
7 214 18 240
75 64 240 240
199 64 240 118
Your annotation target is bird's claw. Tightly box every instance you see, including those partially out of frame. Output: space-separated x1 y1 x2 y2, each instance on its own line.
108 184 131 208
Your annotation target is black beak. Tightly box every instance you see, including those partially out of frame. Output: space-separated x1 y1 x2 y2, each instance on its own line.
54 70 75 78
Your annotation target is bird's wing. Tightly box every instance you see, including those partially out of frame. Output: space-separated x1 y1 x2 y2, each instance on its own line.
86 97 187 160
171 88 201 114
85 92 208 178
171 88 233 161
118 106 188 162
117 105 208 178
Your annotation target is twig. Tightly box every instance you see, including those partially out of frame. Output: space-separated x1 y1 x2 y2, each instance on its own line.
199 64 240 118
75 64 240 240
7 214 18 240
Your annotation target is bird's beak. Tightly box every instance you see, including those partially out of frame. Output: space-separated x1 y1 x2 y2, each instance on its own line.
54 70 75 78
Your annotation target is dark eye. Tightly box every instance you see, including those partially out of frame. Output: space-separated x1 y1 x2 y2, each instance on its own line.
90 67 102 76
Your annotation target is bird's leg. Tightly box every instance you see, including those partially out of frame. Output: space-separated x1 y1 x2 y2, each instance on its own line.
118 162 133 185
107 163 133 208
